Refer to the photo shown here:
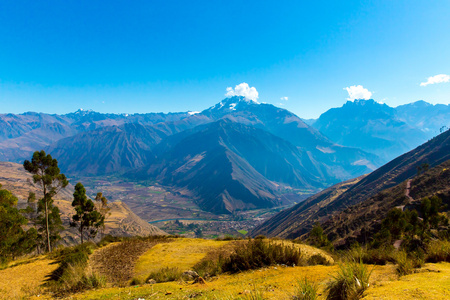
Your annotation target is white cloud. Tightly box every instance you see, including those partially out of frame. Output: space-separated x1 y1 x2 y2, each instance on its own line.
225 83 259 102
344 85 373 100
280 96 288 101
420 74 450 86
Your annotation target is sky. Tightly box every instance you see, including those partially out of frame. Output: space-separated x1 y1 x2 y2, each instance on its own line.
0 0 449 118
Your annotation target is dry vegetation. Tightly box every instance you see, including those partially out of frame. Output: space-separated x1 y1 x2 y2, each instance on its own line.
0 237 449 299
89 237 170 284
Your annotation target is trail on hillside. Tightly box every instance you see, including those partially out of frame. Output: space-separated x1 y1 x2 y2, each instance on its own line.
405 179 414 203
89 239 169 284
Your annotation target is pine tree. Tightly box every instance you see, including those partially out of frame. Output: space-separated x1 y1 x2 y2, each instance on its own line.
23 150 68 252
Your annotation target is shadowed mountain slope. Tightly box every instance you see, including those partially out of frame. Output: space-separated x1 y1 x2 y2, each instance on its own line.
47 123 168 175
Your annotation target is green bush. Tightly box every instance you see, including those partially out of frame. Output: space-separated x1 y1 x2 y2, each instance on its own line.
294 277 318 300
146 266 182 283
326 260 372 300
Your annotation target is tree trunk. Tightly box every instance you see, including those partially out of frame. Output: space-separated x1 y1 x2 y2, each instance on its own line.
45 197 51 252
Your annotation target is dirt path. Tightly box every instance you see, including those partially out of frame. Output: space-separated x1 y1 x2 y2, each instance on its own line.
405 179 414 203
89 239 167 284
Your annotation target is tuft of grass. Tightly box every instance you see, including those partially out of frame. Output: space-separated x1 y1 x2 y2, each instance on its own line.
345 245 395 265
426 239 450 263
325 260 372 300
294 277 318 300
48 262 106 295
308 254 332 266
146 266 182 283
221 239 304 274
394 250 424 277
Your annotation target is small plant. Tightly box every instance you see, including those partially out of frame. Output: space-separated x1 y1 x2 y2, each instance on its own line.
294 277 318 300
146 266 182 283
326 260 372 300
394 251 414 276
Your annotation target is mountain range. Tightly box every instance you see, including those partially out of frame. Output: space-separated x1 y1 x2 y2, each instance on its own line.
1 97 447 214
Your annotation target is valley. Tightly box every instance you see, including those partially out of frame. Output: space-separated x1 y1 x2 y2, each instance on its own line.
71 174 311 238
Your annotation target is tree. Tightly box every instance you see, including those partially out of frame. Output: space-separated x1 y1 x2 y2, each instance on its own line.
71 183 104 244
95 192 110 237
0 185 37 262
23 150 68 252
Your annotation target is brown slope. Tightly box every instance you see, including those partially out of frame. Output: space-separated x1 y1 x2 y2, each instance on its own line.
251 129 450 239
321 159 450 247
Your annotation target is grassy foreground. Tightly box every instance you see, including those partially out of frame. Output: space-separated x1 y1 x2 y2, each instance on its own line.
0 238 449 299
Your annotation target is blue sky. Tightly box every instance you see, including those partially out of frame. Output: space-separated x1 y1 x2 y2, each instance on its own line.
0 1 449 118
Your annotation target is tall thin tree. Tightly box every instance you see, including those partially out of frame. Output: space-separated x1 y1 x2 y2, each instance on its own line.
24 150 68 252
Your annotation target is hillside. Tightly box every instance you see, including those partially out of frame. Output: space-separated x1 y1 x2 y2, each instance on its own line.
321 159 450 246
252 129 450 239
0 161 165 241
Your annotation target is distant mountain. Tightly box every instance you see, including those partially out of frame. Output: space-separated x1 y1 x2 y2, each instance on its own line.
312 99 429 162
396 100 450 135
47 123 168 175
0 110 192 162
251 129 450 239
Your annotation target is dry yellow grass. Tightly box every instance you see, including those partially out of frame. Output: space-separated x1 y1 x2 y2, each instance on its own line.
133 238 231 281
0 257 57 300
364 262 450 300
65 262 450 300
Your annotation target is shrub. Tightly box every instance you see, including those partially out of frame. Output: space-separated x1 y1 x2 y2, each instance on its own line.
394 250 423 277
426 239 450 263
346 245 395 265
221 239 304 273
325 260 372 300
46 242 105 295
394 251 414 276
146 267 182 283
294 277 318 300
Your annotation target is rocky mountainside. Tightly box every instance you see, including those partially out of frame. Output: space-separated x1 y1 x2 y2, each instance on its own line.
251 129 450 239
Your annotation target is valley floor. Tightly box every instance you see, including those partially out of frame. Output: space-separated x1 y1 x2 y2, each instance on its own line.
1 238 449 299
